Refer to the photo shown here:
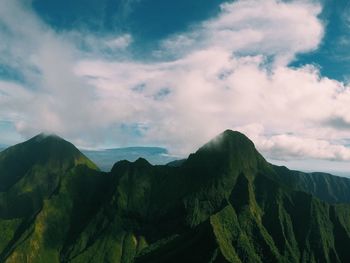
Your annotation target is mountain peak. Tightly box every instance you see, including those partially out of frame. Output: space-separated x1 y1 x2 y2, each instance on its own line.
221 129 253 143
184 129 266 173
134 157 151 166
222 129 246 137
24 133 80 156
198 129 256 154
0 133 98 191
32 132 64 143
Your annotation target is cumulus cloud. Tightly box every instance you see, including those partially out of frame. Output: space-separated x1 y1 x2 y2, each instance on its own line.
1 0 350 164
235 123 350 161
161 0 323 65
0 0 134 146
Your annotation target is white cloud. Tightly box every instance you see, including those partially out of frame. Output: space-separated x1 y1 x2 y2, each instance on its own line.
161 0 323 66
1 0 350 165
75 49 350 159
235 123 350 161
0 0 134 146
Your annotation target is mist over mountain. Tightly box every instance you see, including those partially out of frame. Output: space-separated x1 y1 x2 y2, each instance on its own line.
1 130 350 262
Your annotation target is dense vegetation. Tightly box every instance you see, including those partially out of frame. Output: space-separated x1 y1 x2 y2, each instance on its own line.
1 130 350 262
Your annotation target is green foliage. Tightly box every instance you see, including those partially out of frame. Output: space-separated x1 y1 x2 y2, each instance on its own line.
2 130 350 263
0 218 21 252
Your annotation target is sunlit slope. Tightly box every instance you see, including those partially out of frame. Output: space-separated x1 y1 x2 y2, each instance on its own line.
0 134 101 262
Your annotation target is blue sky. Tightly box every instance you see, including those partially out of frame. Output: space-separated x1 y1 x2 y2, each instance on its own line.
1 0 350 174
32 0 225 49
292 0 350 81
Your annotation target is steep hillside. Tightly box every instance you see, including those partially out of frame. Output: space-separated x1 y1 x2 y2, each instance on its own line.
1 130 350 263
273 165 350 204
0 133 97 192
0 134 101 262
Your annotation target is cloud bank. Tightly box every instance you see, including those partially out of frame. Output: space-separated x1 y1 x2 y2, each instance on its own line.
1 0 350 163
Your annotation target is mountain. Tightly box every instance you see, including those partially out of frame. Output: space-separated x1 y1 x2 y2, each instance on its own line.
0 133 96 191
1 130 350 262
82 147 176 171
0 133 101 262
0 144 7 153
272 166 350 204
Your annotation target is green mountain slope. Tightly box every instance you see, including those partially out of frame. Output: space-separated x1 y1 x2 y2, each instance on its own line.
0 134 101 262
273 165 350 204
0 133 97 191
1 130 350 262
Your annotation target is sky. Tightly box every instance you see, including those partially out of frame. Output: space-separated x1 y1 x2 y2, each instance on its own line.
1 0 350 174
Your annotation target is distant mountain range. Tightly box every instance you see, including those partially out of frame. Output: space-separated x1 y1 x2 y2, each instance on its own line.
1 130 350 262
0 144 177 172
82 147 177 171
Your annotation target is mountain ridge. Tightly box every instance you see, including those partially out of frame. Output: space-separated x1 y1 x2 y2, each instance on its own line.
82 146 175 172
1 130 350 262
0 133 97 192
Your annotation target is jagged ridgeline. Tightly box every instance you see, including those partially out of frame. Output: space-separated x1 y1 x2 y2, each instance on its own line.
1 130 350 263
